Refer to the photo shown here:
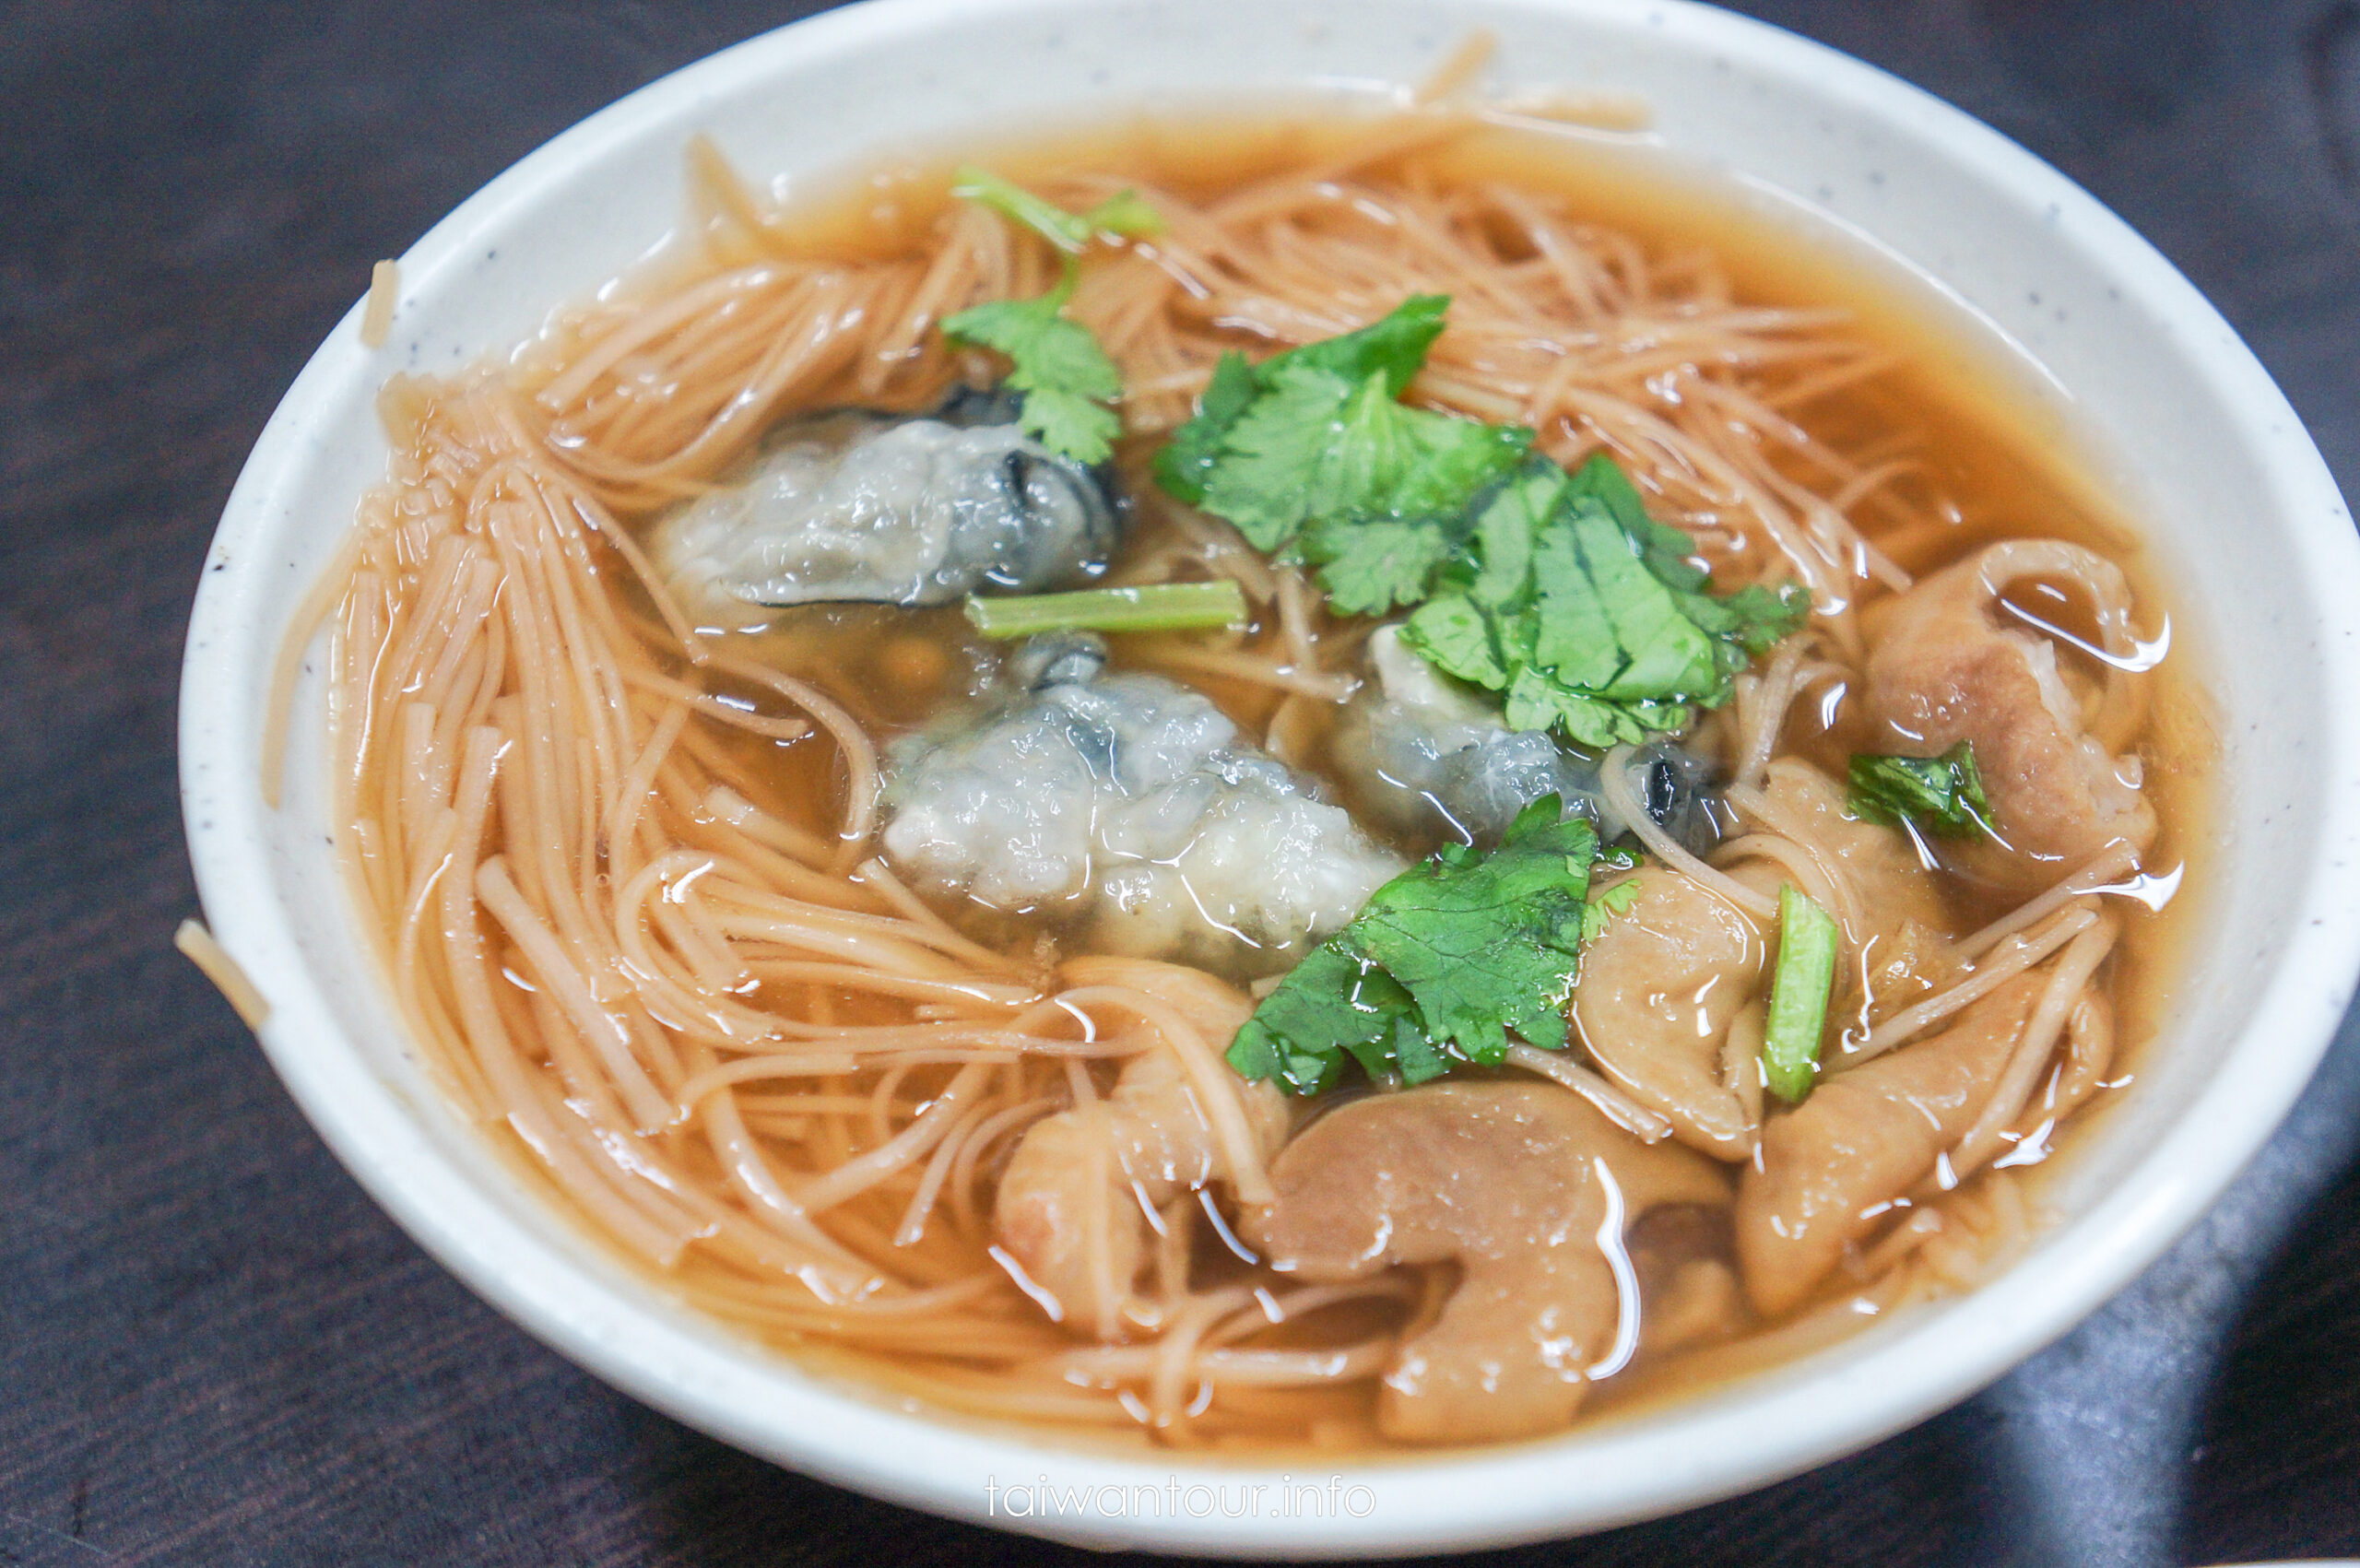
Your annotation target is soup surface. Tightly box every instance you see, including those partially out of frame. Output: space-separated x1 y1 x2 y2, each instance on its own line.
309 106 2210 1453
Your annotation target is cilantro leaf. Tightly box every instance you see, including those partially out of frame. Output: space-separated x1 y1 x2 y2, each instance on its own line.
1155 296 1528 597
1014 387 1123 466
1300 515 1456 616
1847 741 1991 837
1190 357 1529 594
1241 943 1413 1056
1149 298 1810 749
1465 463 1561 607
1401 593 1510 689
940 289 1119 401
1579 877 1644 945
1281 292 1453 395
1195 362 1357 548
1226 1019 1344 1097
1079 188 1164 239
1227 799 1599 1095
1564 451 1703 582
1685 580 1813 658
1225 943 1415 1094
941 289 1125 466
1395 450 1807 751
1564 504 1718 700
1351 807 1597 1061
1501 665 1690 748
1151 349 1257 504
1526 524 1623 690
941 173 1153 467
1155 297 1452 508
1369 389 1534 522
1388 1013 1453 1085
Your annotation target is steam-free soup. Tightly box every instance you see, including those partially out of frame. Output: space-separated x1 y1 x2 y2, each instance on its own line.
304 107 2207 1452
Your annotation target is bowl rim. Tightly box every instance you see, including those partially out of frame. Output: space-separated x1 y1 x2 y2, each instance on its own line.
178 0 2360 1553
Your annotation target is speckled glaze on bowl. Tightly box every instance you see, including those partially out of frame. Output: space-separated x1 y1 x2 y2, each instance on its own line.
179 0 2360 1552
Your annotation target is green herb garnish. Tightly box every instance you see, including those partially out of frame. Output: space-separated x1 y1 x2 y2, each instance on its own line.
941 171 1160 467
1227 797 1597 1095
1846 742 1990 837
1761 884 1839 1103
943 280 1122 465
1579 876 1644 945
950 166 1163 252
962 581 1246 638
1155 294 1454 506
1402 454 1810 748
1153 297 1533 612
1153 297 1807 742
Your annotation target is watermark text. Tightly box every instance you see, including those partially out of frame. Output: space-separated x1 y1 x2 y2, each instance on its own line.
985 1473 1376 1520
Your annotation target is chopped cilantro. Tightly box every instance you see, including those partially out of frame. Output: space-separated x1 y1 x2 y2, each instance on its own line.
1150 351 1259 506
1847 742 1991 838
1579 876 1644 945
1300 515 1456 617
1192 362 1359 548
1074 188 1164 241
1228 945 1416 1094
949 166 1163 253
1762 884 1839 1103
1595 842 1642 874
1402 453 1809 749
941 171 1158 466
1156 295 1455 507
1190 358 1531 562
1153 298 1531 599
1498 662 1690 749
1150 296 1808 744
1280 291 1452 395
1225 798 1599 1094
943 285 1123 466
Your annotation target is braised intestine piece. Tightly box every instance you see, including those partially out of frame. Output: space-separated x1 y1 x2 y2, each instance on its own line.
1571 867 1769 1160
881 635 1405 973
996 1035 1290 1343
1733 973 2041 1315
652 395 1122 627
1730 760 1954 938
1331 625 1723 852
1241 1083 1730 1444
1860 540 2154 893
1573 760 1975 1162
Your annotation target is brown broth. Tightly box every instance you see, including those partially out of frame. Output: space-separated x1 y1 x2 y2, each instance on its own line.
699 102 2212 1092
438 107 2216 1454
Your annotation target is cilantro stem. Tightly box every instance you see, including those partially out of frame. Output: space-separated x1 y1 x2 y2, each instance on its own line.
1762 883 1838 1103
950 166 1093 253
950 167 1163 253
963 582 1248 638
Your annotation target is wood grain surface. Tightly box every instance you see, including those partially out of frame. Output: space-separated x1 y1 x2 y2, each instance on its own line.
2 2 2355 1563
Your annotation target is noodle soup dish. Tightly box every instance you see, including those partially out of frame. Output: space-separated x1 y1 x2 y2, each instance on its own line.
181 0 2360 1551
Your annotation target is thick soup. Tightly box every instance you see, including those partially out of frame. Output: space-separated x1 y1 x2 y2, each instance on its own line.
311 109 2207 1452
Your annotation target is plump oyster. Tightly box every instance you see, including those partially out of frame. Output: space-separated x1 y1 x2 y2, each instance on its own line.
1331 624 1725 855
880 633 1405 975
653 392 1122 628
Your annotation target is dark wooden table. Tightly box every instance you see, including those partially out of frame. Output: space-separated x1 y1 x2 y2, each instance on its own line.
5 3 2357 1563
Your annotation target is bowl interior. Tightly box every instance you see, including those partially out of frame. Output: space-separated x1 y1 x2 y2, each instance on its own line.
179 0 2360 1552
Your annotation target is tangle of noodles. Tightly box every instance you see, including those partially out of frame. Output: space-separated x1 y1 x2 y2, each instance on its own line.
296 110 2203 1451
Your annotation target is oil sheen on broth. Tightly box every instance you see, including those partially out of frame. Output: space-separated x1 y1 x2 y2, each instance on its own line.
320 108 2211 1454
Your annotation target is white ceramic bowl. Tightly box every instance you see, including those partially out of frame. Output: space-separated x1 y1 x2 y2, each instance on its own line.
179 0 2360 1553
